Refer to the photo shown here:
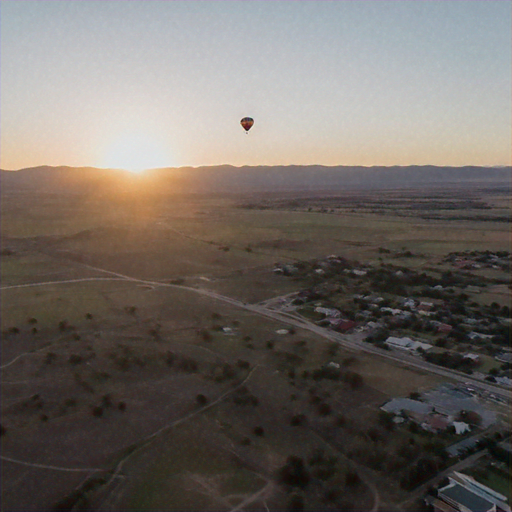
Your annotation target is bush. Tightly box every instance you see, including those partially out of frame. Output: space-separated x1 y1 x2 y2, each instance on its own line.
345 471 361 487
290 414 306 426
179 357 198 373
287 493 304 512
41 351 55 366
237 359 250 370
69 354 83 365
278 456 310 489
317 403 332 416
199 329 212 342
101 394 113 408
196 394 208 406
118 401 126 411
253 426 264 437
92 406 103 418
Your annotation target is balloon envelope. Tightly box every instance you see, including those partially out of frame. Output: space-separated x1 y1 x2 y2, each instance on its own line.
240 117 254 132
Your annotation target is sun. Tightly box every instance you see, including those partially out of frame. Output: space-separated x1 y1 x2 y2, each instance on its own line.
102 133 170 173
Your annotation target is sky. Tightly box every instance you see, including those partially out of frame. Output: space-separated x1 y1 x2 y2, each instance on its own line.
1 0 511 171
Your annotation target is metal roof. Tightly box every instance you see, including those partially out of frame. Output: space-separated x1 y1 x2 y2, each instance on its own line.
439 483 494 512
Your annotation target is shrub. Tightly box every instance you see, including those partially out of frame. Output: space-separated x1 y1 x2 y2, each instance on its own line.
196 394 208 406
118 402 126 411
317 403 332 416
69 354 83 365
278 456 310 489
179 357 198 373
290 414 306 426
45 352 57 364
101 394 113 408
345 471 361 487
92 406 103 418
165 351 175 367
58 320 69 332
199 329 213 342
287 493 304 512
253 426 264 437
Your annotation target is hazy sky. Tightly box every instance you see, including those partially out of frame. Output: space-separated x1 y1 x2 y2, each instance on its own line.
1 0 511 170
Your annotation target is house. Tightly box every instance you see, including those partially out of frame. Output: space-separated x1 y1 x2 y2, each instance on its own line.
418 302 434 315
469 332 494 341
403 298 417 309
431 472 510 512
452 421 471 435
463 353 481 364
437 323 453 335
333 319 357 333
421 414 450 433
381 307 404 316
384 336 433 353
381 398 433 416
495 352 512 364
314 307 341 318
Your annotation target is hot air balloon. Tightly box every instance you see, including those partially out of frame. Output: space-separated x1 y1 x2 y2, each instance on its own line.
240 117 254 133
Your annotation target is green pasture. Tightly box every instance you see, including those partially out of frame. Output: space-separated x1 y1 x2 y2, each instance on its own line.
466 466 511 501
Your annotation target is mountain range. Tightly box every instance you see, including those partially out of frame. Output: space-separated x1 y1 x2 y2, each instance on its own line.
1 165 510 195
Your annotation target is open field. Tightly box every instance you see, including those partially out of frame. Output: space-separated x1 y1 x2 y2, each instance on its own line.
2 185 510 511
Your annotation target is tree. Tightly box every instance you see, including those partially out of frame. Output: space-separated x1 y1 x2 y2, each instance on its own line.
196 394 208 406
290 414 306 426
345 471 361 487
287 493 304 512
377 410 395 431
278 456 310 489
92 406 103 417
58 320 69 332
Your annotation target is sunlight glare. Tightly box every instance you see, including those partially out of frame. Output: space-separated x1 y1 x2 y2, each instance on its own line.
102 133 170 173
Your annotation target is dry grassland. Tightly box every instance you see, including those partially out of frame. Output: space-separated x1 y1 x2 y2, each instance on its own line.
1 187 510 511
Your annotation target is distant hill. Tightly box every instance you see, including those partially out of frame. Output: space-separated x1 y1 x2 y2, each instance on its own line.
1 164 510 195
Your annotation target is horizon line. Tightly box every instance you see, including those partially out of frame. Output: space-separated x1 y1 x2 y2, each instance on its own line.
2 163 511 173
